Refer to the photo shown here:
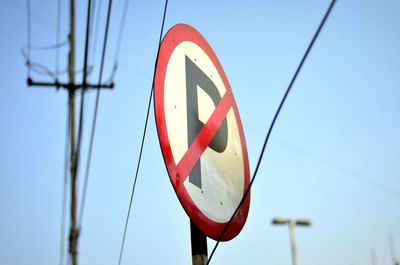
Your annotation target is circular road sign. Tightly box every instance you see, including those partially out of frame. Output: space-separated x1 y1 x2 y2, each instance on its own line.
154 24 250 241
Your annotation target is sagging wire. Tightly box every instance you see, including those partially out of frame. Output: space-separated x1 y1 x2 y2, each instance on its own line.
206 0 337 264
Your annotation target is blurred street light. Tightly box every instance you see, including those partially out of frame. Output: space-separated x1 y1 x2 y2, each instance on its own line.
272 217 312 265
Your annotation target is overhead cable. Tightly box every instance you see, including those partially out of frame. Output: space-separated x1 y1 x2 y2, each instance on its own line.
78 0 114 227
70 0 93 201
86 0 97 78
55 0 62 78
107 0 130 82
206 0 337 264
26 0 31 77
117 1 169 265
274 138 400 198
88 0 102 81
24 41 68 51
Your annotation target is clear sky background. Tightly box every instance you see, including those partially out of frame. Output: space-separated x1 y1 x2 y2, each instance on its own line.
0 0 399 265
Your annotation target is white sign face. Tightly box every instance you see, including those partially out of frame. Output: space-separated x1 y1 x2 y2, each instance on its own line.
154 24 250 241
164 41 244 223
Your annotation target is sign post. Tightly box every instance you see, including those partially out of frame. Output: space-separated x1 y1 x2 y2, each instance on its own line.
191 221 208 265
154 24 251 264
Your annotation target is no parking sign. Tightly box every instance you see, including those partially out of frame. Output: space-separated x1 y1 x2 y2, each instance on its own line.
154 24 250 241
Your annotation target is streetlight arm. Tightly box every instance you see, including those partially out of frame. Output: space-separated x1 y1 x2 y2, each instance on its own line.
272 218 290 225
295 219 312 227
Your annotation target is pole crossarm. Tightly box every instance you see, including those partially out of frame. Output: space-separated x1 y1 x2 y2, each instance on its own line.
27 78 114 90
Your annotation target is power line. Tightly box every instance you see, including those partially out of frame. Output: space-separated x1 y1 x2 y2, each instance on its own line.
26 0 31 77
2 0 53 28
23 53 89 81
206 0 337 264
23 0 66 82
78 0 114 227
22 0 68 82
25 0 67 78
79 0 134 226
26 61 58 79
75 0 94 228
114 0 130 61
274 137 400 198
88 0 102 82
117 1 169 265
55 0 62 78
22 48 93 80
74 0 93 187
21 48 55 80
108 0 131 82
245 122 400 198
86 0 97 79
25 41 68 51
89 0 96 45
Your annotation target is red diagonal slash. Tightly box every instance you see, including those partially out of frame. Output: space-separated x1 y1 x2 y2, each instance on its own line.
172 90 233 186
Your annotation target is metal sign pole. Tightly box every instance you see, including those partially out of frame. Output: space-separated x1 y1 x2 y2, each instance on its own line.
191 221 208 265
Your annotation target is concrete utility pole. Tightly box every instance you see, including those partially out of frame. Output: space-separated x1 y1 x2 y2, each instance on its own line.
27 1 113 264
67 1 79 265
272 217 312 265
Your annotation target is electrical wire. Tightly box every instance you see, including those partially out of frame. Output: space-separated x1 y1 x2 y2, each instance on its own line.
24 0 67 79
22 49 93 83
114 0 129 62
89 0 96 45
88 0 102 82
26 0 31 77
86 0 97 79
55 0 62 78
107 0 130 82
78 0 114 227
73 0 93 230
2 0 53 29
28 61 58 79
206 0 337 264
59 66 94 77
117 1 169 265
25 41 68 51
273 137 400 198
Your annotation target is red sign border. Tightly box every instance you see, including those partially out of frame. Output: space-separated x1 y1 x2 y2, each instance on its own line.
154 23 250 241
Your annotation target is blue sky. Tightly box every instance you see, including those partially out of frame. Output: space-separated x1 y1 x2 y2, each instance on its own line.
0 0 399 265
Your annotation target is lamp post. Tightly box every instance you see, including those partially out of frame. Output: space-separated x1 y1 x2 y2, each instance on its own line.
272 217 312 265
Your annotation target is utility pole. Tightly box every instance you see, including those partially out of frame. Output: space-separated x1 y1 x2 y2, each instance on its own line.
272 217 312 265
68 0 78 264
27 1 113 264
